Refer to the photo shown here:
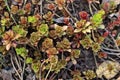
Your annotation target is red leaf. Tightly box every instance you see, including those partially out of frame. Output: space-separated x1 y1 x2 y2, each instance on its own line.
102 31 109 37
79 11 88 20
98 52 107 58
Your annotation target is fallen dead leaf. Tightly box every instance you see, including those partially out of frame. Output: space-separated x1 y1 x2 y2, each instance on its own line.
96 60 120 79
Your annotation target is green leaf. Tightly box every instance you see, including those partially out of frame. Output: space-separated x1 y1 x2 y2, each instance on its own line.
80 36 93 49
71 49 80 58
0 26 5 35
15 47 28 58
92 43 101 53
28 16 37 23
12 25 27 37
26 57 33 64
37 24 49 35
91 10 105 27
83 70 96 80
32 61 41 73
1 19 7 26
30 32 41 45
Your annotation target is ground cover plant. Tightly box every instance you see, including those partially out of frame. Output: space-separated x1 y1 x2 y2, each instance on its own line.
0 0 120 80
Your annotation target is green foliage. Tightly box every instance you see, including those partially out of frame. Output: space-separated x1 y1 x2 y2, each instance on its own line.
1 19 7 26
26 57 33 64
32 61 41 73
92 43 101 53
49 55 58 64
83 70 96 80
91 10 105 27
30 32 41 45
73 75 83 80
15 47 28 58
42 38 53 51
28 16 37 23
54 59 67 73
80 36 93 49
0 26 5 35
56 38 71 50
71 49 81 58
55 25 64 37
12 25 27 37
1 0 119 79
37 24 49 36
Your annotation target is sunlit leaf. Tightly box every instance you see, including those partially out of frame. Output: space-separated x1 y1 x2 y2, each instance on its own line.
12 25 27 37
80 36 93 49
71 49 80 58
28 16 37 23
32 61 41 73
37 24 49 36
30 32 41 45
42 38 53 51
15 47 28 58
92 43 101 53
91 9 105 27
26 57 33 64
83 70 96 80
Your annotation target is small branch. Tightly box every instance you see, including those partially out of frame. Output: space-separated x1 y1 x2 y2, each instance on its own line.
91 30 96 42
109 34 120 49
100 49 120 56
10 53 22 80
22 0 27 9
93 53 98 68
21 59 26 80
45 64 53 80
15 55 22 72
91 4 98 11
4 0 17 25
40 0 43 16
101 46 120 53
49 72 55 80
89 3 93 16
63 7 78 22
39 60 46 80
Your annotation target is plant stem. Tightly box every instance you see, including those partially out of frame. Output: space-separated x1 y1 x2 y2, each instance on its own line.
39 60 46 80
4 0 17 25
63 7 78 22
10 53 22 80
40 0 43 16
15 55 22 72
45 64 53 80
89 3 93 16
101 46 120 52
21 59 26 80
100 49 120 56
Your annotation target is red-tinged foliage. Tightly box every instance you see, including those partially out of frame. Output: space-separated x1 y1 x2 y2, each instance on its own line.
107 16 120 30
102 2 110 12
63 17 70 25
66 0 74 3
47 3 55 11
25 3 31 13
98 52 108 58
15 0 22 3
0 0 120 80
79 11 88 20
55 0 65 5
102 31 109 37
112 30 117 37
34 13 41 20
20 16 27 24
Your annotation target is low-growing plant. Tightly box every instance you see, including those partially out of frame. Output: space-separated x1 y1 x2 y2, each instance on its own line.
0 0 120 80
